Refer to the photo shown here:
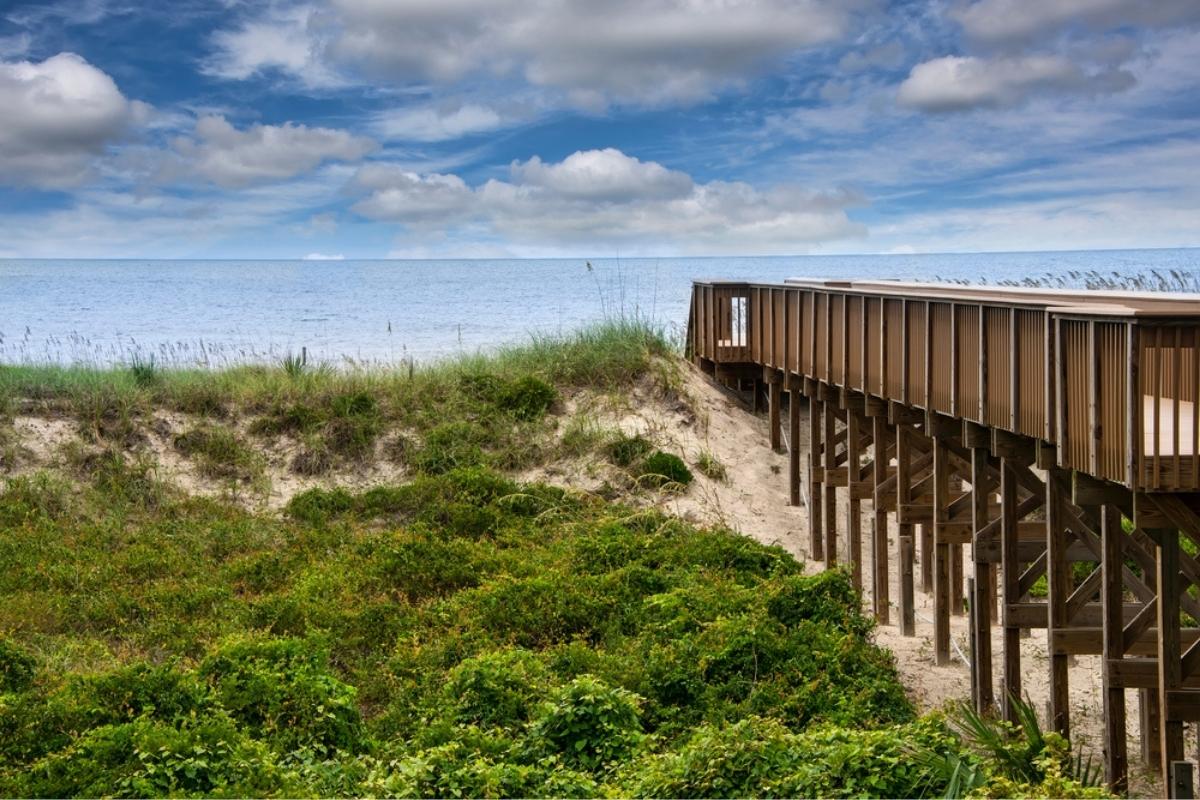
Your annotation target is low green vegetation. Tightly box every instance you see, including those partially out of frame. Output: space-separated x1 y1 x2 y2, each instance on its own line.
696 449 727 481
0 321 1107 798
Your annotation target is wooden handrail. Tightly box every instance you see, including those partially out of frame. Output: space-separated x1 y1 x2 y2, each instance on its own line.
691 279 1200 491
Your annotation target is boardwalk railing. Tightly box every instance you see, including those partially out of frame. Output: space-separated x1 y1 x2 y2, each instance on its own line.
688 277 1200 797
690 279 1200 491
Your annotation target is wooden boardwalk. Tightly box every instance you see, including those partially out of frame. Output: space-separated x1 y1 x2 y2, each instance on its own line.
688 277 1200 796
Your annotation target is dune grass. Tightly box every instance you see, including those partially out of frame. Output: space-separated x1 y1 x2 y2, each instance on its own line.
0 320 678 480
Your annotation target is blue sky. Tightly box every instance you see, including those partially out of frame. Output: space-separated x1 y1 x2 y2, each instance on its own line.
0 0 1198 259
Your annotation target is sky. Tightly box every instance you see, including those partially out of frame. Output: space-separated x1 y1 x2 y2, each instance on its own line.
0 0 1198 259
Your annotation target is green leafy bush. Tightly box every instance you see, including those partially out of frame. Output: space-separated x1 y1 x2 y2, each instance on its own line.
529 675 645 771
0 472 73 524
608 433 652 467
6 714 283 799
495 375 558 421
622 715 955 799
198 635 364 754
367 740 598 799
0 638 36 693
411 421 488 474
444 649 551 727
639 451 693 489
286 486 355 524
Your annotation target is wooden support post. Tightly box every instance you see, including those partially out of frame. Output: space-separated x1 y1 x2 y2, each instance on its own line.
1159 528 1185 792
1001 457 1022 722
897 425 916 635
789 389 801 507
1046 467 1071 736
951 543 964 615
809 392 824 562
768 376 782 453
968 575 979 709
901 534 916 636
872 416 890 624
847 407 863 590
971 446 994 713
1101 504 1128 794
1143 689 1163 767
988 558 999 627
933 437 952 667
1172 762 1195 800
824 399 838 570
921 522 934 594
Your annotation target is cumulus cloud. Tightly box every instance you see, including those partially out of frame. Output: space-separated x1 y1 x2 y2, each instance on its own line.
212 0 864 107
952 0 1200 46
350 147 864 253
896 54 1134 111
171 115 376 187
510 149 694 202
373 104 508 142
204 4 345 88
351 165 474 223
0 52 147 187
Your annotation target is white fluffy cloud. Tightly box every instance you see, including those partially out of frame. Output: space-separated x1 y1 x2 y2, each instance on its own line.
350 147 864 253
213 0 863 107
952 0 1200 46
509 149 693 202
897 54 1134 111
351 165 474 223
205 5 345 88
0 52 146 187
171 115 376 187
373 104 508 142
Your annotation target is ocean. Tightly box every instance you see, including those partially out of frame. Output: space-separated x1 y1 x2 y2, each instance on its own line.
1 248 1197 367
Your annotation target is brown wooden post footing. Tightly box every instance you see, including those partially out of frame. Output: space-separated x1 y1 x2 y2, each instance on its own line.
823 398 838 570
768 375 782 453
933 437 951 666
808 391 824 562
900 534 916 636
1046 466 1071 736
847 407 862 590
872 416 891 624
788 388 801 507
970 445 994 713
1000 457 1022 722
1101 505 1128 794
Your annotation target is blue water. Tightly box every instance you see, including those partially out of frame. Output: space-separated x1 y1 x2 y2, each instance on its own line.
1 249 1198 367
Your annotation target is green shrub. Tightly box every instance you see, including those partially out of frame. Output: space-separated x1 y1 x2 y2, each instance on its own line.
174 425 263 482
7 714 283 799
368 740 598 799
444 649 551 727
87 448 173 508
639 451 693 489
767 570 869 636
0 471 73 524
287 486 355 525
695 450 727 481
67 662 213 725
412 421 488 475
0 638 37 693
608 433 652 467
374 531 491 600
199 635 364 753
622 715 955 799
495 375 558 421
325 392 382 460
529 675 645 771
129 354 159 388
